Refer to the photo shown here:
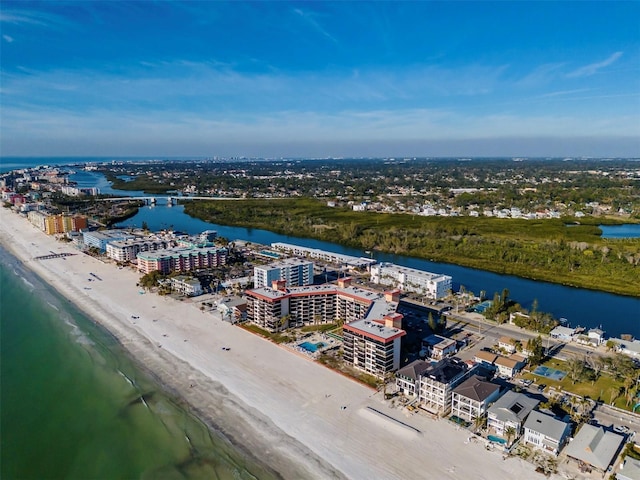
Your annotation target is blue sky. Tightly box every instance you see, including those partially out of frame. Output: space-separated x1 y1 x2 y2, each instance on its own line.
1 1 639 157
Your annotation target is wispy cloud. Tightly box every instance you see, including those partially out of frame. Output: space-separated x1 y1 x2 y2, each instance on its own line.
567 51 623 77
3 34 14 43
516 63 565 88
538 88 591 98
0 9 70 29
293 8 338 44
0 60 511 118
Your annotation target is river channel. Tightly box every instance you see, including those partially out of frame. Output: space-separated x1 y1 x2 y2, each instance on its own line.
73 171 640 338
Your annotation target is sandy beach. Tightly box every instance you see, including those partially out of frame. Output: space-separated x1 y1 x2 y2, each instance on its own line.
0 207 553 480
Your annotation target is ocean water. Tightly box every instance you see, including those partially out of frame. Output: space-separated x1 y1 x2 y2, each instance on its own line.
0 246 275 480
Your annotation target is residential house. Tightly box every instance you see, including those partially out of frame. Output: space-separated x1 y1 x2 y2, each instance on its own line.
474 350 498 367
418 357 476 416
395 360 432 398
610 338 640 358
587 328 606 346
498 336 518 354
487 391 539 439
564 424 624 474
170 276 203 296
450 375 502 422
522 410 572 456
422 334 457 360
618 457 640 480
495 354 526 378
550 326 578 342
216 296 248 323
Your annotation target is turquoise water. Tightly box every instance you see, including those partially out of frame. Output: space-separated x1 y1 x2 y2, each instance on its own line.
298 341 326 353
0 247 275 480
487 435 507 444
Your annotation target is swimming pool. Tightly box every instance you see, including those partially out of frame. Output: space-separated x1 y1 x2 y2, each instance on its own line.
299 341 326 353
487 435 507 444
259 250 281 259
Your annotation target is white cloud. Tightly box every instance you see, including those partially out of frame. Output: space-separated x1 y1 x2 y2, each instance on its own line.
293 8 338 44
567 51 623 77
2 34 14 43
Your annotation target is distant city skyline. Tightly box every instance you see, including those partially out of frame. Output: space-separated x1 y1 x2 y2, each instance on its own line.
1 1 639 157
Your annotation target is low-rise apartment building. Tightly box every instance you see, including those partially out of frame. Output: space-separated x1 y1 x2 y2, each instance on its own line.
83 230 136 252
137 246 227 275
106 237 175 263
370 262 452 299
270 242 376 270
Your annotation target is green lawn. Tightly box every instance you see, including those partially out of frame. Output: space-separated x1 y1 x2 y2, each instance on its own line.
520 358 632 409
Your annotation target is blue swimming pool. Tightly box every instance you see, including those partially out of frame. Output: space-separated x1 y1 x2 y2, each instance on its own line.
299 341 326 353
259 250 281 259
487 435 507 444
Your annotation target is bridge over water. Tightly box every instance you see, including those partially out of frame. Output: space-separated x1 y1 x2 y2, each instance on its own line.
96 196 254 205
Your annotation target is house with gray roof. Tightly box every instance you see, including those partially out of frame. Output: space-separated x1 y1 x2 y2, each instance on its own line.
450 375 502 422
564 424 624 473
395 359 431 398
618 456 640 480
487 390 539 439
523 410 571 456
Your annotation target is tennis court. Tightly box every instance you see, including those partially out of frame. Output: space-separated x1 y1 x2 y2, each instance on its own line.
532 365 566 381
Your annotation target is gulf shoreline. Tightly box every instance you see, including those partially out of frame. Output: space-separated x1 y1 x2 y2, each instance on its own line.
0 206 551 480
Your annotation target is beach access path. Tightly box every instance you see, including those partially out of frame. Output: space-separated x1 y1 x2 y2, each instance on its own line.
0 207 554 480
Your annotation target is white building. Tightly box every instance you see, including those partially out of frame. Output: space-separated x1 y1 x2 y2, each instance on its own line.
370 262 452 299
418 358 475 416
170 276 203 296
253 258 314 289
422 334 457 360
106 237 175 263
522 410 571 456
83 230 136 252
450 375 502 422
270 242 376 270
487 391 539 439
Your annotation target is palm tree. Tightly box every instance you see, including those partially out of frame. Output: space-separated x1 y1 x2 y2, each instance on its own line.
505 426 517 446
473 415 486 433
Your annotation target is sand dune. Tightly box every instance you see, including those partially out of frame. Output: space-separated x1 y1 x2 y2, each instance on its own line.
1 207 549 479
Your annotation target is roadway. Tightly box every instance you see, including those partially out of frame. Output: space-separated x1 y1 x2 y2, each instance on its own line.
442 309 609 361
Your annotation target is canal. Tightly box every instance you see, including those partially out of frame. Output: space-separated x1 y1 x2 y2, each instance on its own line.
72 171 640 338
